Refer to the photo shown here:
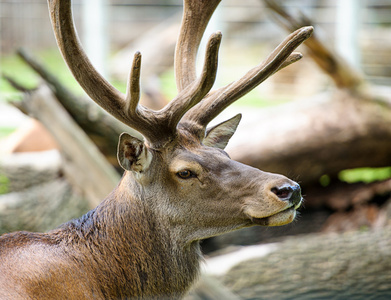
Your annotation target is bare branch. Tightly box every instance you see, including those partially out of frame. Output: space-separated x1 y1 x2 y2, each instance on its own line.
2 73 32 93
264 0 366 91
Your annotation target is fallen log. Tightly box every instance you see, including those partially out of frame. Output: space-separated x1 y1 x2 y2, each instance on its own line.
0 179 88 235
202 178 391 252
6 82 120 207
219 225 391 299
227 89 391 184
0 149 61 192
185 275 241 300
0 150 89 235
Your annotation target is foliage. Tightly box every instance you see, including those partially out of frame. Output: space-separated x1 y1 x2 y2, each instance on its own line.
0 127 16 139
339 167 391 184
318 167 391 186
0 174 9 195
0 49 84 98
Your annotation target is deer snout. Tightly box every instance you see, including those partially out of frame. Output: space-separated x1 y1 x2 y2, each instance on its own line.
271 183 302 208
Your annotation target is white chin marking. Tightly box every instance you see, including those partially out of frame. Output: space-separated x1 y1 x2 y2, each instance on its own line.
267 208 296 226
252 207 296 226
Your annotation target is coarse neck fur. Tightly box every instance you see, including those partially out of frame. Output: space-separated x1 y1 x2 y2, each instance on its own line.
54 175 202 299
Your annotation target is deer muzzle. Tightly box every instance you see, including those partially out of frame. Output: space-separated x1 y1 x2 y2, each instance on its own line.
271 183 302 208
251 183 303 227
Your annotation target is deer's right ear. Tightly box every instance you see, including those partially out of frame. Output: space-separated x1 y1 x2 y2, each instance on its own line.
117 133 152 172
203 114 242 150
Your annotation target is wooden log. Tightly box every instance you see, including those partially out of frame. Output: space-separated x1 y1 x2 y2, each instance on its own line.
0 178 89 235
227 89 391 184
219 225 391 299
185 275 242 300
0 150 61 192
0 150 90 234
16 84 120 207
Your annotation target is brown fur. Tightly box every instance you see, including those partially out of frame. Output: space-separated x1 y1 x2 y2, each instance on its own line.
0 177 199 299
1 1 305 295
0 126 301 299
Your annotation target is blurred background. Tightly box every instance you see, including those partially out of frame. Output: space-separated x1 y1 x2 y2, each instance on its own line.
1 0 391 299
3 0 391 104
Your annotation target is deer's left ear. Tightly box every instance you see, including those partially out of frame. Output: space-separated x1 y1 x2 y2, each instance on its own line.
117 133 152 172
203 114 242 150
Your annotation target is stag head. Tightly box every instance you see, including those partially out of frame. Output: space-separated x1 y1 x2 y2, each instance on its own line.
48 0 312 242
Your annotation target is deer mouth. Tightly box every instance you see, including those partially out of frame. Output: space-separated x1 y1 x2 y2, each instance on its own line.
251 206 297 226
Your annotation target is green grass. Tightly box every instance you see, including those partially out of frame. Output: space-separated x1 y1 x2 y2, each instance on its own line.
231 94 289 108
1 48 85 98
160 69 177 100
0 127 16 139
0 49 85 140
0 174 9 195
339 167 391 184
0 54 38 93
319 167 391 186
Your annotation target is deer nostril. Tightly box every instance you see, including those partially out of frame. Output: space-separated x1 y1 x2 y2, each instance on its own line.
271 184 302 205
271 186 293 200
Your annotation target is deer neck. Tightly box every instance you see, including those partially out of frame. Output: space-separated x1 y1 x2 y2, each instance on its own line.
59 174 201 298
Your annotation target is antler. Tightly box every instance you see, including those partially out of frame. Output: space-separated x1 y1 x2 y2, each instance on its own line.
48 0 312 147
173 0 312 137
182 26 313 132
48 0 221 147
175 0 221 91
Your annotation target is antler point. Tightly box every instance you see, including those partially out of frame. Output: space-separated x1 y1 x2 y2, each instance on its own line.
301 26 314 36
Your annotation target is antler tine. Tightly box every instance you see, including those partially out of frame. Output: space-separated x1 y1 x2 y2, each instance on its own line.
183 26 313 129
48 0 223 147
122 51 158 140
48 0 128 124
124 32 221 146
162 32 222 133
49 0 163 144
125 52 142 115
175 0 221 92
50 0 309 148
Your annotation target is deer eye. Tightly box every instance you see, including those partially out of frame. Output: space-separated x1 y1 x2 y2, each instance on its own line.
176 170 196 179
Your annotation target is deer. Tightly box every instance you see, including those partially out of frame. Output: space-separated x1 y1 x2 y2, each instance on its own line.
0 0 312 299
